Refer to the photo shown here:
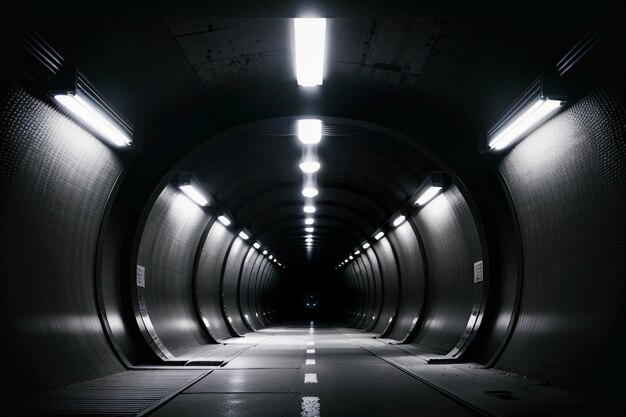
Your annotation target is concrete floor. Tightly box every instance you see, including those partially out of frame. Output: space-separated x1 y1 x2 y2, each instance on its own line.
151 322 477 417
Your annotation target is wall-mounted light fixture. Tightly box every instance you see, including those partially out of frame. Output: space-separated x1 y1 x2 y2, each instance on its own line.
177 173 210 207
217 215 231 226
50 65 133 148
392 215 406 227
414 172 446 207
486 74 566 151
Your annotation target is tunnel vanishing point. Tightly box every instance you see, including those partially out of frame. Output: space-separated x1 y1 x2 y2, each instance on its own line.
0 7 625 417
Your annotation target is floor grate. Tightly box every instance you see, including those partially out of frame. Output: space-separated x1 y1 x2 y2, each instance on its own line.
34 369 207 415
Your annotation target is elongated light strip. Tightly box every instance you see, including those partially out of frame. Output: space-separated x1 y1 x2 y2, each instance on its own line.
392 215 406 227
238 231 249 240
304 205 316 213
294 18 326 86
298 119 322 144
415 186 443 206
354 250 360 255
489 98 563 150
54 94 131 147
374 231 385 240
253 242 261 249
305 227 314 233
218 215 231 226
362 242 370 249
179 184 209 206
305 218 314 225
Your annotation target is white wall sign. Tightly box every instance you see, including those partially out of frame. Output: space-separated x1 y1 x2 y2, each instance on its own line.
473 260 483 283
136 265 146 287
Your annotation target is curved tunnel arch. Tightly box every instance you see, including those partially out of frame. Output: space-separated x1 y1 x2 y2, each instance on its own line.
0 16 624 415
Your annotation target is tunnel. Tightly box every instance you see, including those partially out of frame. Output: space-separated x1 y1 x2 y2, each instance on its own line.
0 7 624 417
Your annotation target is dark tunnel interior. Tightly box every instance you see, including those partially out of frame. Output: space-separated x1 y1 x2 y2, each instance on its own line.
0 6 625 417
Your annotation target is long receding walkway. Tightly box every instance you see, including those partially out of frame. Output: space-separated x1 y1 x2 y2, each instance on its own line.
152 322 477 417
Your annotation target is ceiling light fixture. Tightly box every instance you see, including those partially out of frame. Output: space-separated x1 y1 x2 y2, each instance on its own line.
374 231 385 240
354 250 360 255
262 250 268 255
302 187 319 198
297 119 322 144
362 242 370 249
238 231 249 240
253 242 261 250
304 205 316 213
305 227 314 233
294 18 326 86
299 161 321 173
305 218 314 225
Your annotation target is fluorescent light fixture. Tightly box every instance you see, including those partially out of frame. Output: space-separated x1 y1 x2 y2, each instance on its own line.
349 255 354 260
262 250 268 255
294 18 326 86
50 69 133 147
54 93 131 147
374 231 385 240
305 238 313 243
305 227 314 233
305 218 314 225
305 234 313 239
273 258 277 263
362 242 370 249
218 215 231 226
415 186 443 206
354 250 360 255
489 99 562 150
253 242 261 249
269 255 274 260
179 184 208 207
487 76 566 151
344 259 348 263
300 161 321 173
392 215 406 227
177 173 209 207
302 187 319 198
304 205 316 213
238 231 249 240
306 359 316 365
278 262 282 266
297 119 322 144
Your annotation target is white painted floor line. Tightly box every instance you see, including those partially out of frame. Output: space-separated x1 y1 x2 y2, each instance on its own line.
301 396 320 417
306 349 315 354
306 359 316 365
304 373 318 383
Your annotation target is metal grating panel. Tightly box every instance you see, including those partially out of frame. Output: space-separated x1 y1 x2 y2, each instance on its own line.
35 369 207 415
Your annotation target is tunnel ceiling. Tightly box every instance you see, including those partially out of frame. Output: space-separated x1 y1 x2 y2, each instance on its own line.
24 15 598 269
182 117 436 267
